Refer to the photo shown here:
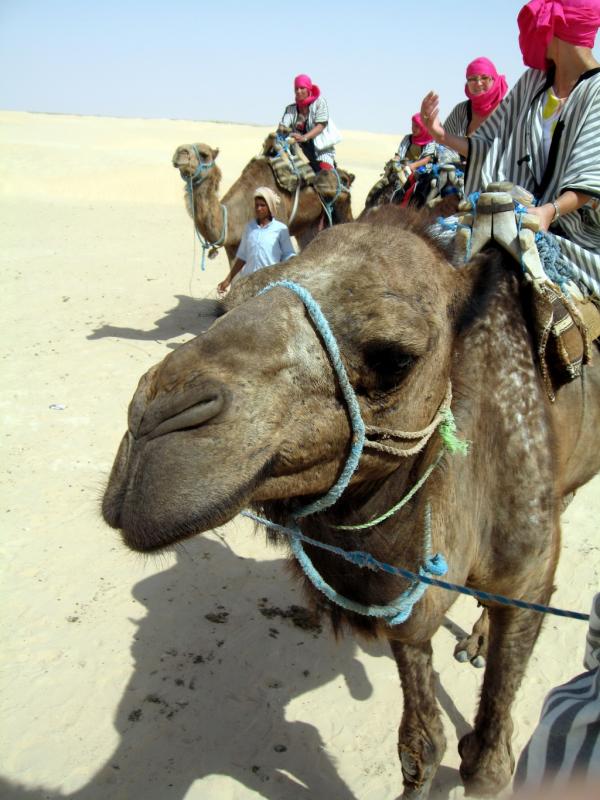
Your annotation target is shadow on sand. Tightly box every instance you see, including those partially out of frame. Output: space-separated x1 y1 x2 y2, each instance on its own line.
2 535 472 800
86 296 221 348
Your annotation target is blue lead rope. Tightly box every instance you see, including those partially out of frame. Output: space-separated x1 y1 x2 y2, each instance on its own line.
243 506 448 626
241 509 589 622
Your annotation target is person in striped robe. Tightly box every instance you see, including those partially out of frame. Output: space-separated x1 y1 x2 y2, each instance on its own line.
444 57 508 139
420 0 600 303
512 593 600 793
279 74 336 172
395 113 438 169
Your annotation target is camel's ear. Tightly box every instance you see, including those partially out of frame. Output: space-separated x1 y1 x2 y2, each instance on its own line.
450 249 505 335
211 148 219 161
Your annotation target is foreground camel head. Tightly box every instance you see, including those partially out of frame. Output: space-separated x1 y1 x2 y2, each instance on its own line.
172 142 219 180
103 208 479 552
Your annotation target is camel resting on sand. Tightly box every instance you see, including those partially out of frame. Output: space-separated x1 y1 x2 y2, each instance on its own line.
172 142 354 265
103 206 600 799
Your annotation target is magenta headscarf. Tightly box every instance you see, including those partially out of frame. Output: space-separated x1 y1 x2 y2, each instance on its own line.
294 74 321 109
411 113 433 146
518 0 600 71
465 57 509 117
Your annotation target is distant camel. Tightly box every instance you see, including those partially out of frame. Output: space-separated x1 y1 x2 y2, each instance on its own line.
172 142 354 264
103 206 600 799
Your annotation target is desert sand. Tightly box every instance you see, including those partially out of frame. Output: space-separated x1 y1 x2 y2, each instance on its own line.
1 109 598 800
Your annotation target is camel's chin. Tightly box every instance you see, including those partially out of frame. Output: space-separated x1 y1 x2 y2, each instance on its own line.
118 513 222 554
109 482 253 554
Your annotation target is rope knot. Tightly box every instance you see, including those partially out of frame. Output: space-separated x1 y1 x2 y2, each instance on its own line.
424 552 448 577
439 408 469 455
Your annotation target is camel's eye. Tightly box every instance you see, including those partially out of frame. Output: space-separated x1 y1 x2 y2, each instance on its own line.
363 341 416 391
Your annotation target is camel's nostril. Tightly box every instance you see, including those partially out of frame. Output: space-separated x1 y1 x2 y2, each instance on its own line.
145 394 225 439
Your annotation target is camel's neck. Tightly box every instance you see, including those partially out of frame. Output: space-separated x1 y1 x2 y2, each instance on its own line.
221 161 271 241
281 445 450 636
190 176 226 244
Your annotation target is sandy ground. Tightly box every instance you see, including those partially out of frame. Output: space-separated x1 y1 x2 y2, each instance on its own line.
1 109 598 800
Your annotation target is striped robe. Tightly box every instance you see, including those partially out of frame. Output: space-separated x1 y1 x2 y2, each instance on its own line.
281 97 335 166
465 68 600 301
444 100 471 137
514 593 600 790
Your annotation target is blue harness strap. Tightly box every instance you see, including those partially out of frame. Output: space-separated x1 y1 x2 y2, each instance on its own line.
257 280 365 517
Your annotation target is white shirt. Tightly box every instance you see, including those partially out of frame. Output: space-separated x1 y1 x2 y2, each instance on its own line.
235 219 296 278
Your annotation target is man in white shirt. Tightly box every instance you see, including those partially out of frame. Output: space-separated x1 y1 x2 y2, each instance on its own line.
217 186 296 294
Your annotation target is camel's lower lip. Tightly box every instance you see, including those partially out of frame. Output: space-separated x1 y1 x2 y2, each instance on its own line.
105 429 278 553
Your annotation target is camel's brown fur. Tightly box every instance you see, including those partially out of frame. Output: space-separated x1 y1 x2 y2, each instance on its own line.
103 205 600 798
172 142 354 264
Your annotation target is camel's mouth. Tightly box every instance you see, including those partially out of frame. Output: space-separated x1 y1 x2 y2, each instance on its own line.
173 157 193 169
102 428 277 553
173 161 195 177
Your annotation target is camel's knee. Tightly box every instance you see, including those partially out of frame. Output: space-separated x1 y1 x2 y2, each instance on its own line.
458 728 514 797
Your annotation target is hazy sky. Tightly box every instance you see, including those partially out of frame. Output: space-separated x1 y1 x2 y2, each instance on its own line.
1 1 597 134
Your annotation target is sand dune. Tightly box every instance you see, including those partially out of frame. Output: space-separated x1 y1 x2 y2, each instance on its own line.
1 110 598 800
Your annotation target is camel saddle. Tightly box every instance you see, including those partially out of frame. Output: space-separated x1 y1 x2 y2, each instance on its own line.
365 159 411 206
262 132 315 193
366 158 464 210
453 185 600 401
262 132 353 201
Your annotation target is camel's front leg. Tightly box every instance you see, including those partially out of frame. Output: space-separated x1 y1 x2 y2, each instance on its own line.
458 604 546 796
390 639 446 800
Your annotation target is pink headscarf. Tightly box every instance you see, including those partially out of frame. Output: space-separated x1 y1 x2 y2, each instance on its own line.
411 113 433 146
465 57 509 117
517 0 600 71
294 74 321 109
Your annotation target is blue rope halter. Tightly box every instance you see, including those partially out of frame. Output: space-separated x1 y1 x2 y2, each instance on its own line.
239 280 589 624
243 280 454 626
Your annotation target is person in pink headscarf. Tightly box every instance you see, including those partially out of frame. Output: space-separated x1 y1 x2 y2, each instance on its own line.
420 0 600 302
444 57 508 139
394 113 437 171
279 74 336 172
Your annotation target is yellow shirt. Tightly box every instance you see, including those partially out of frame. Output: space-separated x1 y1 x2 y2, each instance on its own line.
541 88 565 161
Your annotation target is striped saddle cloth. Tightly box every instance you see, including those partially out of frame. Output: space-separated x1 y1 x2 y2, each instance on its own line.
262 132 315 193
531 282 600 400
